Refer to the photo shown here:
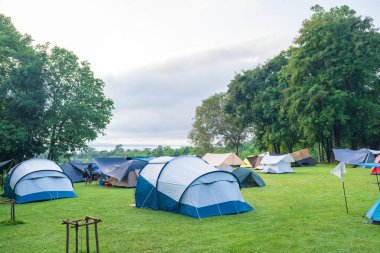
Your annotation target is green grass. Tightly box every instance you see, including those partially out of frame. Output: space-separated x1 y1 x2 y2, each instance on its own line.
1 165 380 252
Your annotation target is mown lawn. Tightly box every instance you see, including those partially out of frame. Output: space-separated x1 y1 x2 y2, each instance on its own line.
1 165 380 253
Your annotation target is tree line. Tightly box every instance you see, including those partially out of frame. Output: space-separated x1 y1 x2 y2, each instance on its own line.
71 142 259 163
189 5 380 162
0 14 113 162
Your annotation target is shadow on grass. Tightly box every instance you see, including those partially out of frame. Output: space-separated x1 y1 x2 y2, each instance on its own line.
0 220 25 226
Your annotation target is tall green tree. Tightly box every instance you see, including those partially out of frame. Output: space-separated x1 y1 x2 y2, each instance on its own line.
280 5 380 161
43 47 114 160
0 14 47 161
188 92 252 155
226 52 298 154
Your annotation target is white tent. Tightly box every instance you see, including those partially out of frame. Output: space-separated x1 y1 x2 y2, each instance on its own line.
135 156 253 218
260 154 294 174
4 159 76 203
202 153 244 171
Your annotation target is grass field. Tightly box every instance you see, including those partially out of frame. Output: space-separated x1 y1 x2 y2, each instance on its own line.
1 165 380 253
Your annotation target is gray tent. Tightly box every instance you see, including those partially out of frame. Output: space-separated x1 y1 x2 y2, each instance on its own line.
333 149 380 164
233 167 265 187
94 157 151 187
61 161 98 183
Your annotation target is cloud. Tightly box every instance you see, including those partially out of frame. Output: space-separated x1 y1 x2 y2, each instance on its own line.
91 36 288 147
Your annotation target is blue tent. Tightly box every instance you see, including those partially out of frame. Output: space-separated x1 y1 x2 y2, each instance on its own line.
3 159 76 203
94 157 152 187
364 198 380 224
135 156 253 218
61 161 99 183
94 157 127 173
333 149 380 164
0 160 13 173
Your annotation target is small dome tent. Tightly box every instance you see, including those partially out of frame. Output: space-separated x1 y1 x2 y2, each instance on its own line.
135 156 253 218
3 159 76 203
364 198 380 224
232 168 265 187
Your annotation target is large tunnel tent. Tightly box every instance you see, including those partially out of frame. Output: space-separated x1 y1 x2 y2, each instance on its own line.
3 159 76 203
135 156 253 218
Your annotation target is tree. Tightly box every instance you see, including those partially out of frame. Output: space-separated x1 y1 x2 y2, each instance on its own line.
0 14 47 161
280 5 380 161
43 47 114 160
188 92 252 155
225 52 299 154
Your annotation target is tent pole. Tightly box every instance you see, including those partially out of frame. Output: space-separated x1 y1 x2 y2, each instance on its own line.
342 181 348 214
376 172 380 192
1 170 3 195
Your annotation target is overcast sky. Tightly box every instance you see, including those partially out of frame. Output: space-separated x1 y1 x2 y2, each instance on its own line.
1 0 379 149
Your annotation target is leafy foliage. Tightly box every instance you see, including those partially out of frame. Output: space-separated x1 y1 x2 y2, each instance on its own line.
188 92 252 155
0 14 113 162
0 14 47 161
225 52 299 154
280 5 380 161
43 47 114 160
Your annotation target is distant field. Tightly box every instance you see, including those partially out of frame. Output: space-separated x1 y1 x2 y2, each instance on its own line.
1 165 380 253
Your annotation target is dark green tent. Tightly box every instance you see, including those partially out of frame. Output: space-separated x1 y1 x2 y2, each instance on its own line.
233 167 265 187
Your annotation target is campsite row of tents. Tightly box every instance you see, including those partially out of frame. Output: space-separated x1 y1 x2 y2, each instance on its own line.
1 148 318 205
1 156 256 218
2 147 380 220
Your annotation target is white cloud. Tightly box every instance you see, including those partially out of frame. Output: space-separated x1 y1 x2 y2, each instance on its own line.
91 37 287 147
1 0 379 149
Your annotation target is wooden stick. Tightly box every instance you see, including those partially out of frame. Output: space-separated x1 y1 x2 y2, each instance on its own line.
86 217 90 253
94 221 100 253
66 223 70 253
11 201 15 221
75 223 79 253
342 181 349 214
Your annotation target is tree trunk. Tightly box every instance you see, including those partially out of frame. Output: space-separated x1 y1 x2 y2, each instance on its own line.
235 143 239 156
325 137 333 163
286 142 293 153
47 124 57 160
332 124 341 148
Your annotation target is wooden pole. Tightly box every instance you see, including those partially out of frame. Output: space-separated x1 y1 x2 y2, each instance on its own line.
75 223 79 253
342 181 349 214
94 221 100 253
86 217 90 253
66 223 70 253
1 170 3 195
11 201 15 221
